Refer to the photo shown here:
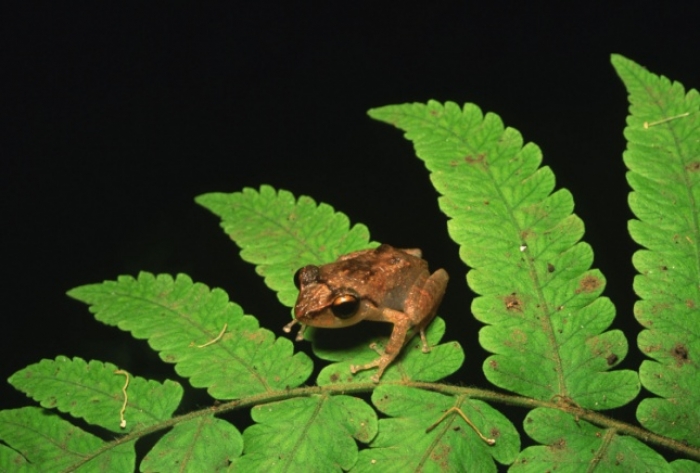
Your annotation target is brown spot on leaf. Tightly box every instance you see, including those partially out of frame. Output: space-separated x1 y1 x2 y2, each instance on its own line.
489 359 499 370
547 263 555 273
244 331 266 342
650 302 671 315
505 293 523 311
671 343 689 366
606 353 618 366
686 299 695 309
429 444 451 469
685 161 700 172
549 438 567 450
464 153 487 166
576 274 602 293
511 329 527 345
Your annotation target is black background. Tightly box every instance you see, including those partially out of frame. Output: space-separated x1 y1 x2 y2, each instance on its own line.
2 1 699 462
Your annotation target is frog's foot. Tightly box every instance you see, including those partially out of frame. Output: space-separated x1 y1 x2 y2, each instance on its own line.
368 342 384 355
350 343 392 382
350 360 384 383
282 319 307 341
350 359 380 375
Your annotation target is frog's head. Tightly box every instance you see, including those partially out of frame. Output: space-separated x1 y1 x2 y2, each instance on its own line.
293 265 367 328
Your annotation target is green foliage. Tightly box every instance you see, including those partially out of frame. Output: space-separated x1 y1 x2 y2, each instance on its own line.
369 100 639 410
0 407 135 472
612 54 700 447
231 395 376 471
355 386 520 472
511 408 670 472
141 416 243 472
67 272 312 400
141 416 242 472
1 55 700 471
10 357 181 433
195 186 377 308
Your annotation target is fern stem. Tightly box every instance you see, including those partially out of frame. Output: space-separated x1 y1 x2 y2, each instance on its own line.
70 381 700 469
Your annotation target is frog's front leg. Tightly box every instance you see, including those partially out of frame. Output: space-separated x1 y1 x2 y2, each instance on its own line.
350 307 412 382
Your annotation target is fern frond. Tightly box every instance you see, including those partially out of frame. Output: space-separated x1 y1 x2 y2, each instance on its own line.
0 442 33 472
510 408 671 472
231 395 377 471
671 459 700 472
613 54 700 446
196 185 376 308
370 101 639 410
352 385 519 472
9 356 182 433
0 407 135 472
141 416 242 471
67 272 312 400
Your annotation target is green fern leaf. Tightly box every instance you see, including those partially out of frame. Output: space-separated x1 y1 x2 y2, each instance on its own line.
316 317 464 384
612 54 700 446
0 443 33 473
8 356 181 433
511 408 670 472
352 385 519 472
231 394 377 471
141 416 242 472
196 185 376 308
0 407 135 472
671 459 700 472
369 101 639 410
67 272 312 400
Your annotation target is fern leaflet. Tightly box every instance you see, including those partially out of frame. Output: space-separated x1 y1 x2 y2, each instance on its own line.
613 54 700 446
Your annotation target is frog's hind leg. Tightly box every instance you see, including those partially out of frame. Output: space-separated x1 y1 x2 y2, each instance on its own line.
410 268 449 352
351 268 449 382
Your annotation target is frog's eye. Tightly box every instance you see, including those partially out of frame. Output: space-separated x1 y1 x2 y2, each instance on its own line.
331 295 359 319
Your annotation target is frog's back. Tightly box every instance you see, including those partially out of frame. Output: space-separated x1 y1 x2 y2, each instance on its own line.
323 245 428 310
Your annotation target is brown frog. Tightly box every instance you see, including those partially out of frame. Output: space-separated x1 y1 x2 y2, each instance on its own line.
284 244 448 382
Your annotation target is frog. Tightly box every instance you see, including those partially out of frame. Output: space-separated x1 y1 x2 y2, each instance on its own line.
283 244 448 382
